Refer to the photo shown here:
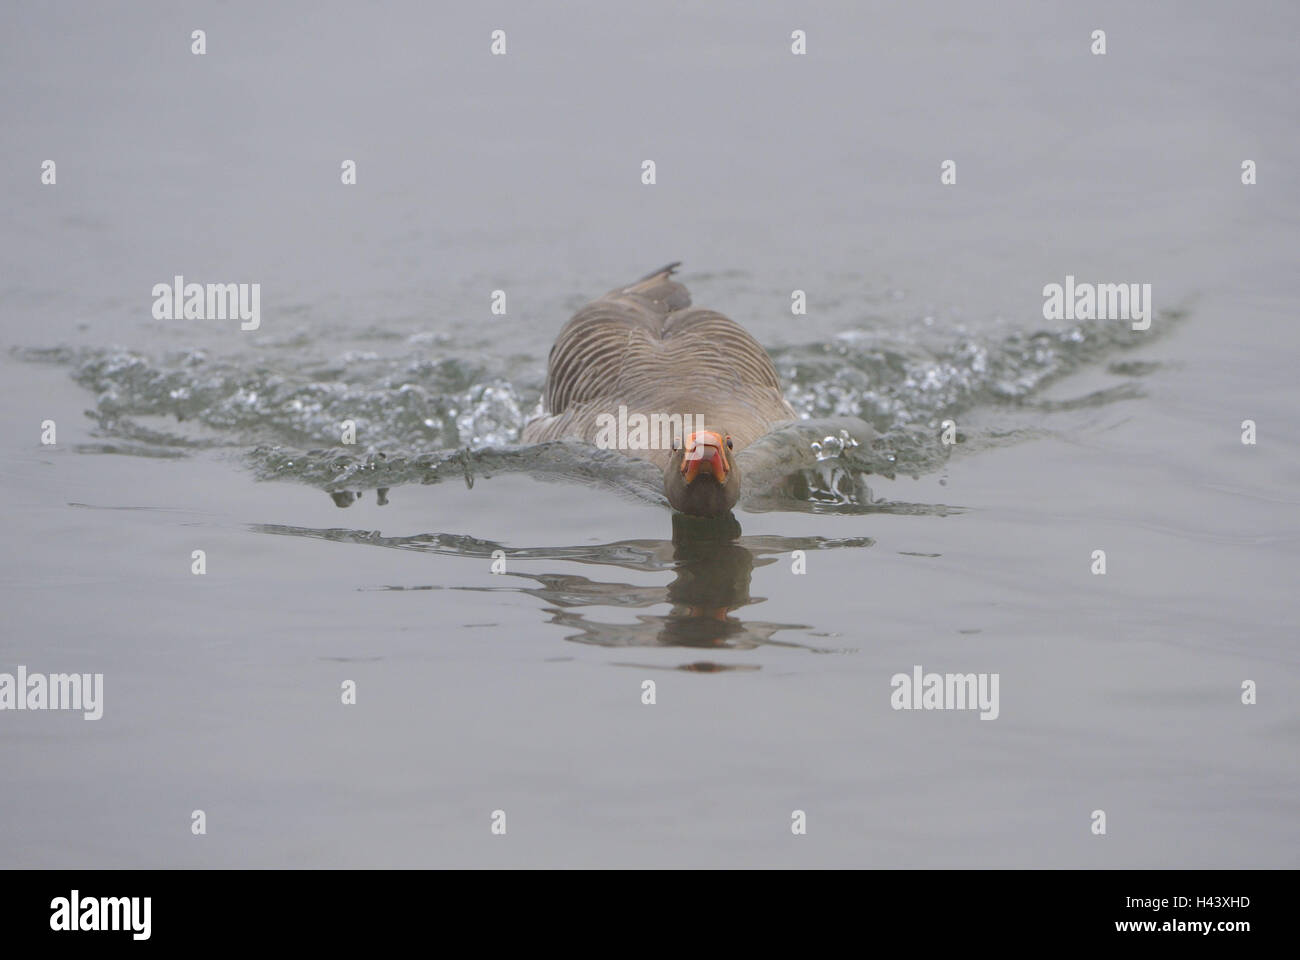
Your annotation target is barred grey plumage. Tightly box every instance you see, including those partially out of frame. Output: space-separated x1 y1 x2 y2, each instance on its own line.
523 264 797 470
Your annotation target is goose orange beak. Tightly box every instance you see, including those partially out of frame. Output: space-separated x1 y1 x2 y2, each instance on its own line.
680 430 729 484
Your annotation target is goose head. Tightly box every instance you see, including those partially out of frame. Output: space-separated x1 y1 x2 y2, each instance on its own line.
664 429 741 518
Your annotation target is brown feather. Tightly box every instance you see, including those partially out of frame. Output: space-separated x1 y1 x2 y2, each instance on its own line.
523 265 796 472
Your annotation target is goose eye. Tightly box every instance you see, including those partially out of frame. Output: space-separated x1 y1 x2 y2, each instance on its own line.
725 436 733 450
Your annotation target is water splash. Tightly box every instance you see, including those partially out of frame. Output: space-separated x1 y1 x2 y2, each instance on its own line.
14 305 1184 509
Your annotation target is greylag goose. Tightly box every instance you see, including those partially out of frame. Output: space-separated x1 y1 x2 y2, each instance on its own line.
522 264 801 517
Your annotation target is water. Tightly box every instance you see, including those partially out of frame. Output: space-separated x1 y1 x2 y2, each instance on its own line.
1 0 1297 867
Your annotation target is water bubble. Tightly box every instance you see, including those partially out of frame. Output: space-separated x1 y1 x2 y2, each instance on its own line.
455 382 523 447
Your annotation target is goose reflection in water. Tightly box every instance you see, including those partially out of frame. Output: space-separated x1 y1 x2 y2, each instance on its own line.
526 513 838 652
252 511 873 657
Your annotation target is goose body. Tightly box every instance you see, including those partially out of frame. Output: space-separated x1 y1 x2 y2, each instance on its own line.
523 264 799 516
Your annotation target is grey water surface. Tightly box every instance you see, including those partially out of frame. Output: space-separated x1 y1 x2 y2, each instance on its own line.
1 1 1297 867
